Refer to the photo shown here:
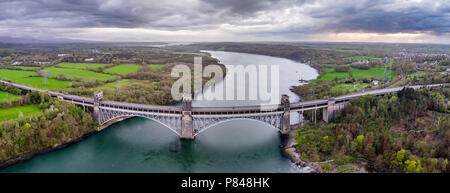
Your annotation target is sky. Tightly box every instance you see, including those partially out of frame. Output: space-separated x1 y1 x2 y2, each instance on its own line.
0 0 449 43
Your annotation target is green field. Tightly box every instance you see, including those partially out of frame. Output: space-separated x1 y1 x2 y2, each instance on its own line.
95 79 132 91
0 69 70 90
317 68 348 81
317 67 395 81
44 67 116 81
57 63 108 70
104 64 141 75
149 64 164 70
0 69 71 90
332 83 369 91
94 79 156 91
343 56 383 61
173 52 208 56
0 91 18 102
0 105 41 121
0 69 37 78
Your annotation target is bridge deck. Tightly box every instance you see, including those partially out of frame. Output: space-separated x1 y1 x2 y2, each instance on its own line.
1 80 447 115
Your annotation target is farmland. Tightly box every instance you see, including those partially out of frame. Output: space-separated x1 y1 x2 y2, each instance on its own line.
0 69 70 90
317 67 395 81
44 67 116 81
57 63 108 70
95 79 133 90
332 83 369 92
104 64 141 75
0 105 41 121
149 64 164 70
343 56 383 61
0 91 18 102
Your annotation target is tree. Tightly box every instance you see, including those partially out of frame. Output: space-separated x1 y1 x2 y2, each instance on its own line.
356 135 364 150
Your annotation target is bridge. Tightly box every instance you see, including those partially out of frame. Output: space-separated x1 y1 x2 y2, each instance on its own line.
1 80 447 139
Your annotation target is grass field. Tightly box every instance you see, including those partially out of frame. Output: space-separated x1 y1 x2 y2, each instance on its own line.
0 91 18 102
351 67 395 80
317 68 348 81
95 79 132 91
104 64 141 75
57 63 108 70
0 69 37 78
332 83 369 91
44 67 116 81
343 56 383 61
94 79 157 91
0 105 41 121
149 64 164 70
173 52 208 56
0 69 71 90
317 67 395 81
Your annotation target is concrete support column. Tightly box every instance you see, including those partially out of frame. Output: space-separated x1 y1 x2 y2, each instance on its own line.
280 95 290 135
93 91 103 124
181 94 194 140
323 98 335 123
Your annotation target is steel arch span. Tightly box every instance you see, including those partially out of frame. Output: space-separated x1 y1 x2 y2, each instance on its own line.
99 107 182 136
192 113 284 137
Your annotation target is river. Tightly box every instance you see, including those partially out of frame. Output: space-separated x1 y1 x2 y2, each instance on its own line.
1 51 318 173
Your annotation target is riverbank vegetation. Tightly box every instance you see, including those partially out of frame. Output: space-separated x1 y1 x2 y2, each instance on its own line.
294 87 450 173
0 89 97 164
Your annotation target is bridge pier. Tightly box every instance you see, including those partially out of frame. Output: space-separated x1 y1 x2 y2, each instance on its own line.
322 98 334 123
181 94 194 140
93 91 103 124
280 95 290 135
322 98 346 123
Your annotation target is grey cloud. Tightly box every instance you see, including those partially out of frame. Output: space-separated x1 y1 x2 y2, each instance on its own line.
0 0 448 41
306 0 450 34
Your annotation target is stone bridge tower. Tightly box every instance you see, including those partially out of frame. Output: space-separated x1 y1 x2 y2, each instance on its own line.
280 95 290 135
323 98 346 123
93 91 103 124
181 94 194 139
323 98 335 123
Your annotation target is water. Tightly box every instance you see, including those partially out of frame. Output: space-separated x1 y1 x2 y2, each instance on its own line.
1 51 318 173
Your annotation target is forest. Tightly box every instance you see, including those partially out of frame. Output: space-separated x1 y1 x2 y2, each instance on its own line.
295 86 450 173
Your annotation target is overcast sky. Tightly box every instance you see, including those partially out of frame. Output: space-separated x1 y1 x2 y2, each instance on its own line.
0 0 449 43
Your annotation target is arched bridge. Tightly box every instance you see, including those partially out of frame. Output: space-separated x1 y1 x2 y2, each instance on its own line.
1 80 447 139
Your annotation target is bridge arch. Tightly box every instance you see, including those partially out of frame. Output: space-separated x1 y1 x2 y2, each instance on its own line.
194 118 282 137
101 115 182 137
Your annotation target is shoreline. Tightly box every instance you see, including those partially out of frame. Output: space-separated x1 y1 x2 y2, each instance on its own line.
280 125 322 173
0 116 132 171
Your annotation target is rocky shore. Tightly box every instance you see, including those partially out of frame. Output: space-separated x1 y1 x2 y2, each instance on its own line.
280 126 322 173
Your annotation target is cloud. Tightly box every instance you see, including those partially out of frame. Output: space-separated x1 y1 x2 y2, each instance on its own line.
0 0 448 43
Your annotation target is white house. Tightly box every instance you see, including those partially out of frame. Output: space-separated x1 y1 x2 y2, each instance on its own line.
372 80 379 86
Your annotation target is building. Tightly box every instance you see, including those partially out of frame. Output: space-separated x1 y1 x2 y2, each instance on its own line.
372 80 379 86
